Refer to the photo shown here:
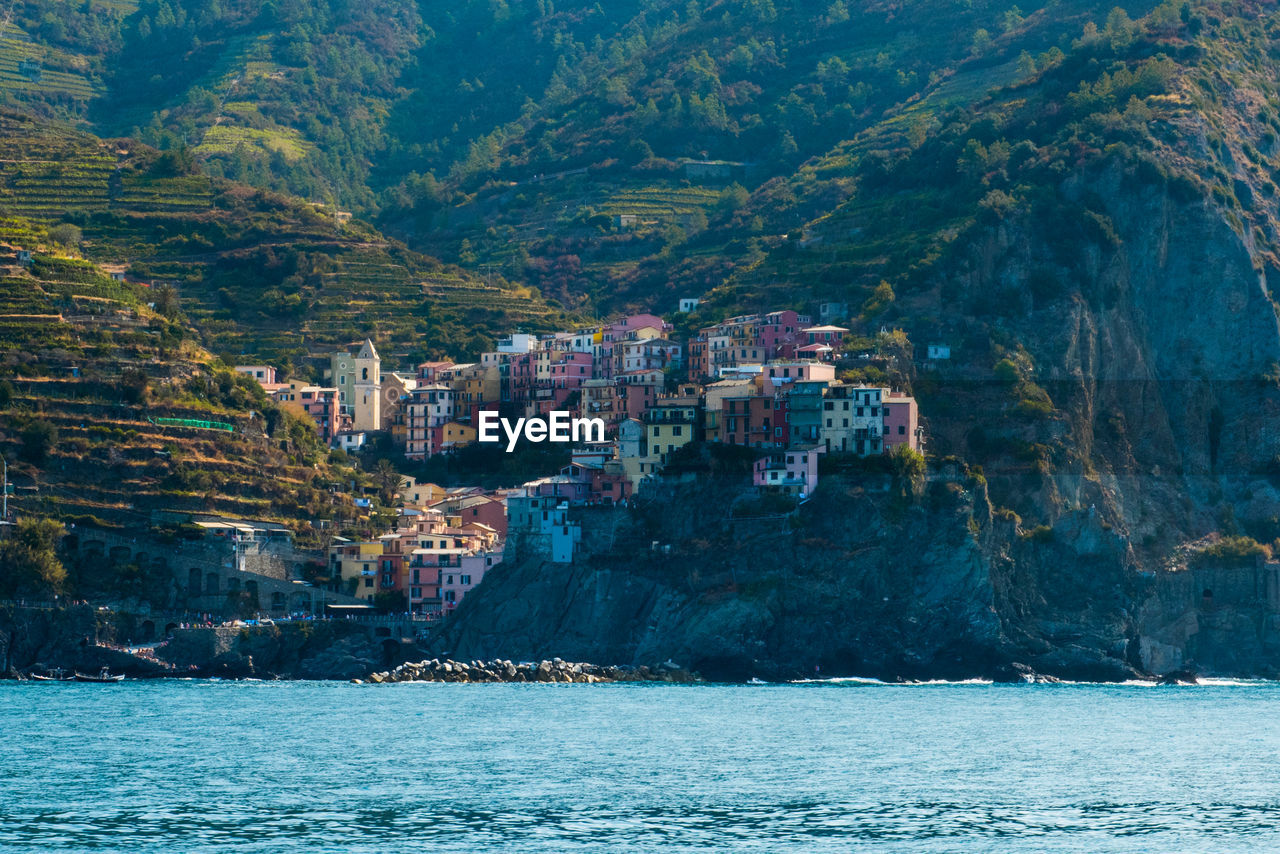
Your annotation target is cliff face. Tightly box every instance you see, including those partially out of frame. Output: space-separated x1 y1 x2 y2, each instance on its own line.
434 470 1148 681
0 605 414 679
926 164 1280 547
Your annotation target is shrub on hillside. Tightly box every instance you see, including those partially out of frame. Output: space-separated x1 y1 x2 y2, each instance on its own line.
0 517 66 596
19 419 58 464
1193 536 1269 567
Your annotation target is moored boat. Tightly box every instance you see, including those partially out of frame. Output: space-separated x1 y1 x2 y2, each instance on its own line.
30 668 73 682
73 668 124 683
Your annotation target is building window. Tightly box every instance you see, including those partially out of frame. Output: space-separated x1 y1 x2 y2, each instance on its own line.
364 577 373 588
899 425 906 435
461 575 471 585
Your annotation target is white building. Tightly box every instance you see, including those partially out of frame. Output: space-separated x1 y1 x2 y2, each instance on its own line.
497 333 537 354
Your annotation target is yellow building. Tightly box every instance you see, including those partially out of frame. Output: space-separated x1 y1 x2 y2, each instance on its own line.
400 477 448 508
641 396 700 472
437 421 478 453
328 541 384 602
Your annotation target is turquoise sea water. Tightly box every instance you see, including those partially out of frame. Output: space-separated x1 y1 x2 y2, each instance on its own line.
1 679 1278 852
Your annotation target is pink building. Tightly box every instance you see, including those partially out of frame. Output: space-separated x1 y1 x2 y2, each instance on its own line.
439 551 502 613
761 360 836 395
235 365 277 384
882 393 921 453
598 314 672 377
416 361 455 382
614 369 663 421
757 310 809 353
753 446 821 497
275 385 341 444
549 352 593 390
430 493 509 539
801 325 848 348
794 343 835 362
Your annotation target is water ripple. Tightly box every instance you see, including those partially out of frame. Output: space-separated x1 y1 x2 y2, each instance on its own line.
4 681 1280 851
3 800 1280 851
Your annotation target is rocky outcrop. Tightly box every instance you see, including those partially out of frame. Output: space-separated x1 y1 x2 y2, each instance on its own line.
0 606 416 680
0 603 176 677
433 469 1148 682
156 623 407 679
358 657 699 684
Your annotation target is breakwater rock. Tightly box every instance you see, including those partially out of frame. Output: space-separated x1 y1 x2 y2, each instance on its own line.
356 657 700 684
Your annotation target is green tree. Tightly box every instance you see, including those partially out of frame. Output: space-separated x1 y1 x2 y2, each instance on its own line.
993 358 1020 384
1016 50 1037 79
970 28 992 56
153 283 181 318
120 368 149 404
48 223 83 247
718 182 750 213
0 517 67 596
373 458 403 504
154 145 195 176
890 445 926 505
862 281 895 315
373 590 408 614
20 420 58 464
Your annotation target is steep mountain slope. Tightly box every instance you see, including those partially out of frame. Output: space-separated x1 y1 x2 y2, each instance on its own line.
0 110 568 366
0 245 354 535
374 0 1161 310
714 0 1280 550
0 0 1158 312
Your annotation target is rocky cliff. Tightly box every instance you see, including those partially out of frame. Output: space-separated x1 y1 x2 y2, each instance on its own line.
431 466 1156 681
0 604 416 680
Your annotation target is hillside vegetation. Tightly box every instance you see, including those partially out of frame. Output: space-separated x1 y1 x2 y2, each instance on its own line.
0 244 353 537
0 0 1156 310
0 0 1276 563
0 109 569 369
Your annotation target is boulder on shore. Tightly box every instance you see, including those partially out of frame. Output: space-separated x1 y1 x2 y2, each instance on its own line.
353 657 702 685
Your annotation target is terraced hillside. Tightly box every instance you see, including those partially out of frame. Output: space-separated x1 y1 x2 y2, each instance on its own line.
0 249 358 535
0 25 101 103
0 110 570 366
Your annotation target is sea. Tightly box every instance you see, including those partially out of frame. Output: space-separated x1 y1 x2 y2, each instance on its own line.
1 678 1277 852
